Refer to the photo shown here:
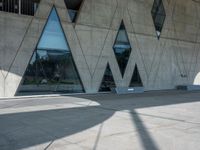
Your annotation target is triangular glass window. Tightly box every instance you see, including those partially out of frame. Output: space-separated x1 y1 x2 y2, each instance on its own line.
37 8 69 51
151 0 166 39
130 65 143 87
64 0 83 23
17 7 84 95
113 20 132 77
99 64 116 92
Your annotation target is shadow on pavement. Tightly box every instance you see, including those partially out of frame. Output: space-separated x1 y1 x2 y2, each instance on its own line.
0 91 200 150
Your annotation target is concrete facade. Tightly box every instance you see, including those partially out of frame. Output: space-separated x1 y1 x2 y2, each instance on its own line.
1 91 200 149
1 0 200 97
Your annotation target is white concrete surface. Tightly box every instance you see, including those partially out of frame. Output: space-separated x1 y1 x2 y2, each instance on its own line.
0 91 200 150
1 0 200 97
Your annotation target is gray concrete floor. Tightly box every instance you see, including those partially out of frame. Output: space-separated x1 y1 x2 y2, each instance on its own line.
0 91 200 150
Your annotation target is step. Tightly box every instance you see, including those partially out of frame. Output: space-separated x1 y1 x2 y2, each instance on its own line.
114 87 144 94
177 85 200 91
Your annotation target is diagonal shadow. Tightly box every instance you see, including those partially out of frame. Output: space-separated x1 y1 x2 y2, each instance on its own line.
0 91 200 149
0 105 114 150
131 110 159 150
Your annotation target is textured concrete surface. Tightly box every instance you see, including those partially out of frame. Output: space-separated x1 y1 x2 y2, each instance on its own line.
1 0 200 97
0 91 200 150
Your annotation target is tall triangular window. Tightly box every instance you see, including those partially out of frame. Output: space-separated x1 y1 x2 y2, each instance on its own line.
64 0 83 23
99 64 116 92
130 65 143 87
151 0 166 39
113 20 132 77
17 7 84 95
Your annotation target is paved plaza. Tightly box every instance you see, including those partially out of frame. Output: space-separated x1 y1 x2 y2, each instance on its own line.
0 91 200 150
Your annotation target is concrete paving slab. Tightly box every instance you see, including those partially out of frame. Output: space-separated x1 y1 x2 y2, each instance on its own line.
0 91 200 150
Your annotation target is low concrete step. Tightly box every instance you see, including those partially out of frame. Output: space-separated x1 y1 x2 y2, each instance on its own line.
114 87 144 94
177 85 200 91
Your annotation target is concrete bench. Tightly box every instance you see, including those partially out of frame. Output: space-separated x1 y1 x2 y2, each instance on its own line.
177 85 200 91
114 87 144 94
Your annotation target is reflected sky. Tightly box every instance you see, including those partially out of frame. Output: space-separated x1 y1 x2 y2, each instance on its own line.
37 8 69 51
18 7 84 94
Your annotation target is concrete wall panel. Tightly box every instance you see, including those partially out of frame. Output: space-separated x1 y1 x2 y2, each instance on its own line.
1 0 200 97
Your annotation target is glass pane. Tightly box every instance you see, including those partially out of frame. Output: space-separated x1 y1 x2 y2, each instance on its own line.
37 8 69 51
17 7 84 95
151 0 166 39
68 9 78 23
64 0 83 22
130 65 143 87
22 52 37 85
56 53 84 93
113 21 132 77
99 64 116 92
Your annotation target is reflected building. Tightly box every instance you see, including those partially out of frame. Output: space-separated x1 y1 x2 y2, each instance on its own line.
18 7 84 95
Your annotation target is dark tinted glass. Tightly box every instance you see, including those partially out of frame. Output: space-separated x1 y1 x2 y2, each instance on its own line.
151 0 166 39
99 64 116 92
113 21 132 77
68 9 78 23
64 0 83 22
130 65 143 87
17 7 84 95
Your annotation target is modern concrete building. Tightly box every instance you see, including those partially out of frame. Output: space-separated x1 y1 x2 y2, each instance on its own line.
1 0 200 97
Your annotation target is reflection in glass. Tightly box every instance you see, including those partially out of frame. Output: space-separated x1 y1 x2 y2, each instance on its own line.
18 7 84 95
99 64 116 92
151 0 166 39
130 65 143 87
113 21 132 77
37 8 69 51
64 0 83 22
68 9 78 23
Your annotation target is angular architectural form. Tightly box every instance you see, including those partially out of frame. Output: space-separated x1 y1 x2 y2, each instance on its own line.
17 7 84 95
64 0 83 22
99 64 116 92
0 0 200 97
151 0 166 39
113 21 132 77
130 65 143 87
